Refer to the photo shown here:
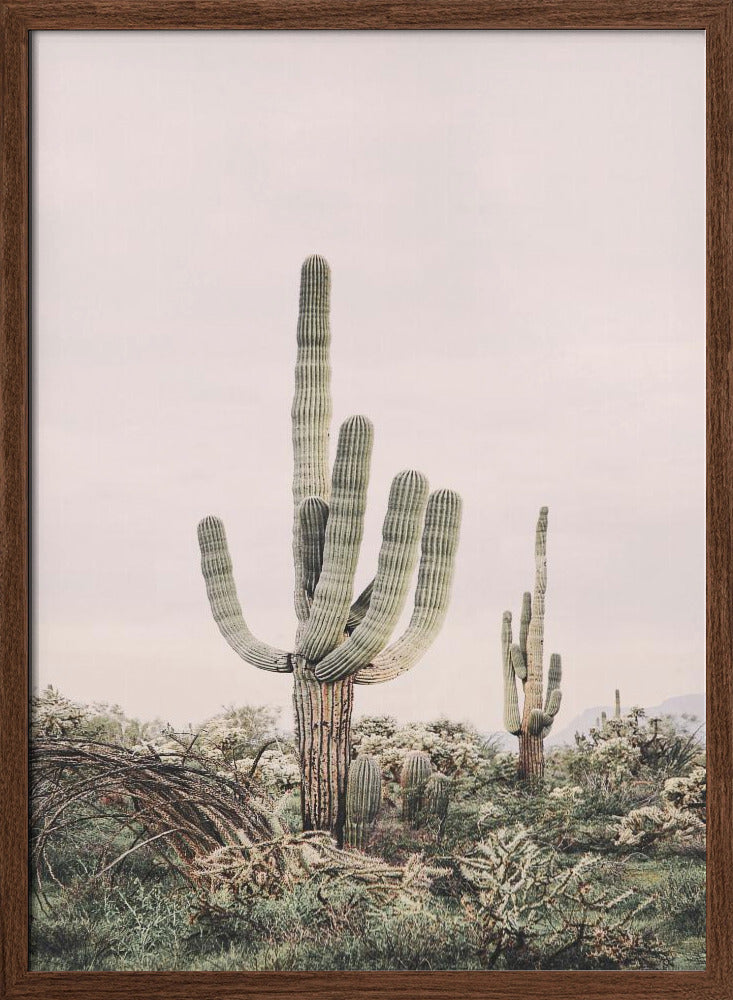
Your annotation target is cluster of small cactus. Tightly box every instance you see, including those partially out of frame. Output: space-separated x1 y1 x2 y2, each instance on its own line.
344 754 382 850
197 256 462 844
502 507 563 782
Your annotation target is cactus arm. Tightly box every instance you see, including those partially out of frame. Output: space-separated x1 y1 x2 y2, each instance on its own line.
522 507 548 724
519 591 531 662
292 255 332 507
314 470 429 682
291 255 332 620
197 516 292 672
353 490 462 685
510 643 527 682
544 652 562 713
295 497 329 618
528 708 547 736
298 416 373 661
502 611 522 735
346 580 374 632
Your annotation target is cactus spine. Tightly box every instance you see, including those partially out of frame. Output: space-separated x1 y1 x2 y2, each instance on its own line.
197 257 462 845
344 754 382 850
502 507 562 783
401 750 433 825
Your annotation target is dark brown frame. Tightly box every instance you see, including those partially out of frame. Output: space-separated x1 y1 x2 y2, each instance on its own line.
1 3 730 998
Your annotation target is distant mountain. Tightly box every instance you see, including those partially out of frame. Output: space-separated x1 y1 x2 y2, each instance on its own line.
545 693 706 747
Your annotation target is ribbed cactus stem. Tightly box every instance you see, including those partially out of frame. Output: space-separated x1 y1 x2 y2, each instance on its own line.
502 612 522 735
315 470 429 682
344 753 382 850
400 750 433 826
354 489 462 685
292 255 332 507
197 516 292 672
299 416 374 662
615 688 621 719
501 507 563 785
294 496 329 622
346 579 374 632
426 772 452 824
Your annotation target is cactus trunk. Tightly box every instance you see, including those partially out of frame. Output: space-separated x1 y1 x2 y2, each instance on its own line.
518 731 544 782
292 658 353 845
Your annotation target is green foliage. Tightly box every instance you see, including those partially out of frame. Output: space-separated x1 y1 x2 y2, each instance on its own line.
30 695 705 971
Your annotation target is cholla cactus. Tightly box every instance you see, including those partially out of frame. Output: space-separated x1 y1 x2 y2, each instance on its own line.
401 749 433 825
502 507 562 782
197 257 462 844
344 753 382 850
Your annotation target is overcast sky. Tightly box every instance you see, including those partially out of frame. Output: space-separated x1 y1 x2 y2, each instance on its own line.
32 30 705 733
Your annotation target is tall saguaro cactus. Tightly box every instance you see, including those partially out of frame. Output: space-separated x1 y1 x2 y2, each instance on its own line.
198 256 462 844
502 507 562 782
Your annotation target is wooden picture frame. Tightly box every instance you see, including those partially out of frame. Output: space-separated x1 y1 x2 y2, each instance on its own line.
1 3 730 998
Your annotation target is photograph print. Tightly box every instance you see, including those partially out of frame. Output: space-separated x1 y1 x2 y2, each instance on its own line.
30 30 705 972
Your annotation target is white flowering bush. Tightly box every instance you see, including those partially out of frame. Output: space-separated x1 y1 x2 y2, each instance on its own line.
661 766 706 818
351 716 493 781
614 805 705 853
31 686 164 746
586 738 642 784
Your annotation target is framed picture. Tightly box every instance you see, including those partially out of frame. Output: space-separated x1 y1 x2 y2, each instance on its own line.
1 2 731 998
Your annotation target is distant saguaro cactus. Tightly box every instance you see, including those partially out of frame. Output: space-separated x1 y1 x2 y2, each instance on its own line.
502 507 562 782
344 754 382 850
197 257 462 845
614 689 621 719
401 750 433 825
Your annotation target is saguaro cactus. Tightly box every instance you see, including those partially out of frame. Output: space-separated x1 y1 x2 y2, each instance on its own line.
344 753 382 850
197 256 462 844
614 688 621 719
502 507 562 782
401 749 433 825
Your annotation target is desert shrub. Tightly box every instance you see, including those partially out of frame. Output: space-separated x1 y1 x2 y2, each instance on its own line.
31 686 165 746
660 766 706 818
456 826 671 969
572 709 704 785
614 805 705 855
351 716 496 783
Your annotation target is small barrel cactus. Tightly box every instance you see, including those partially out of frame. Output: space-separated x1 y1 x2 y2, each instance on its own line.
344 753 382 850
400 750 433 825
425 771 452 829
